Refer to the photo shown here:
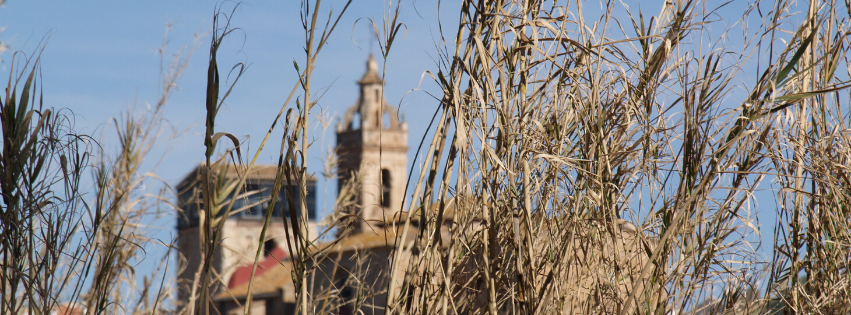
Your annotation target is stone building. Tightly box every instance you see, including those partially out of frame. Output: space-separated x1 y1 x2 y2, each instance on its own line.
175 164 319 306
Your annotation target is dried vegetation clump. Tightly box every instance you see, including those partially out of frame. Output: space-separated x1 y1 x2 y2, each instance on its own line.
1 33 194 314
2 0 851 314
384 0 851 314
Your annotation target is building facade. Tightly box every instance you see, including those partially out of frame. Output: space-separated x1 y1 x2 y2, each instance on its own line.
175 164 318 306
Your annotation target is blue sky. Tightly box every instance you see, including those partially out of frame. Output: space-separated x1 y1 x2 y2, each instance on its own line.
1 0 773 230
1 0 459 217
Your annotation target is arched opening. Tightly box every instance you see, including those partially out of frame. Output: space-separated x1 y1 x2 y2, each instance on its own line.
350 112 361 130
381 169 391 208
374 88 380 101
383 112 391 129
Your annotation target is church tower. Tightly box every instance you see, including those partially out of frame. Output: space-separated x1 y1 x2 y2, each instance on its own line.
336 55 408 231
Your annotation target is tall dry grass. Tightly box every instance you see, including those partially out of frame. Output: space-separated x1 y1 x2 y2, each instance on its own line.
377 0 851 314
3 0 850 314
198 0 850 314
1 48 93 315
1 30 195 314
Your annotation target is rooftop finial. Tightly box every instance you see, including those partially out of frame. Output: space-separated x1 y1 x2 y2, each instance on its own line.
367 54 378 73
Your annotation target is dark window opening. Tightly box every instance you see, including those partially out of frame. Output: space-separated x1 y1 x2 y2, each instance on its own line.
177 186 203 229
239 182 267 218
337 276 354 315
306 184 317 219
179 180 317 228
269 182 316 220
381 169 391 208
338 168 352 193
263 239 277 257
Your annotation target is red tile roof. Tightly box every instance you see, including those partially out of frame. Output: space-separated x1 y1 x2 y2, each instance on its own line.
227 245 288 289
215 226 416 301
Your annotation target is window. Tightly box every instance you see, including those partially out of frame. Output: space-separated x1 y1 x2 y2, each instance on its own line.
229 187 249 218
381 169 391 208
277 185 298 219
306 183 317 220
242 183 265 218
178 177 320 229
177 186 202 228
227 182 275 219
268 184 285 218
207 180 317 222
272 183 317 221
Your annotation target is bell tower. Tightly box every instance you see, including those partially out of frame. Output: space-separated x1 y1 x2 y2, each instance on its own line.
336 55 408 231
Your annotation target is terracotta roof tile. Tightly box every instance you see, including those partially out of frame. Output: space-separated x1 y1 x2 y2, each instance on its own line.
214 226 416 302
